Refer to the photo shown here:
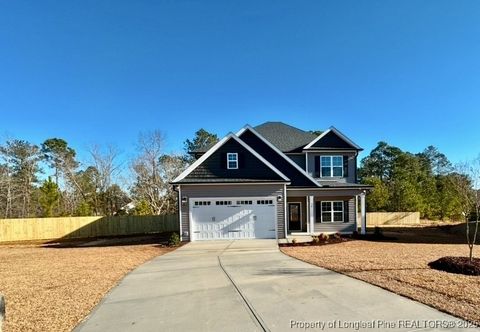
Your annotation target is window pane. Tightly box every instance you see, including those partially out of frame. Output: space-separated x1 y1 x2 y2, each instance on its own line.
333 212 343 222
228 154 237 161
333 166 343 177
322 212 332 222
228 161 237 168
333 201 343 211
321 167 331 177
321 202 331 211
321 156 331 166
332 156 343 166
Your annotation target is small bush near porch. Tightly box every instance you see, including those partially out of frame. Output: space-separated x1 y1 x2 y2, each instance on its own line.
281 224 480 324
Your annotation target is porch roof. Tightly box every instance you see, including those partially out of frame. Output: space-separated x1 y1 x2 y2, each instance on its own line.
286 184 372 197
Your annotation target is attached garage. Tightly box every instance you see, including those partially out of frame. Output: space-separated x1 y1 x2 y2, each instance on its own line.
172 133 290 241
190 197 277 240
178 184 286 241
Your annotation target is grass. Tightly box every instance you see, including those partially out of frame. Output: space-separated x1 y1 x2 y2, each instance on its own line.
281 224 480 324
0 235 177 332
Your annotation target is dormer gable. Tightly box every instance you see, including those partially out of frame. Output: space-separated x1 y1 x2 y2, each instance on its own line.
303 127 363 151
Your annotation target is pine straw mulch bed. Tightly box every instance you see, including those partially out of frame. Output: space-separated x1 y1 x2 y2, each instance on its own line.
0 235 178 332
281 226 480 325
429 257 480 276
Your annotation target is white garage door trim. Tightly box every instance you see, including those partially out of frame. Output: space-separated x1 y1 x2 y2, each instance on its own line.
189 196 277 241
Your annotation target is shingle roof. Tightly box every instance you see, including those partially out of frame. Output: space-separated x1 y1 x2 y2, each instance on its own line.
253 122 318 152
317 181 373 188
190 122 320 154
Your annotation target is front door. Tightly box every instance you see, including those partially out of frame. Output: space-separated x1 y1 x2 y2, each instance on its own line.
288 202 302 231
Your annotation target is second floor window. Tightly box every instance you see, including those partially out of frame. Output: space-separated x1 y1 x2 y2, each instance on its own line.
321 156 343 177
227 153 238 169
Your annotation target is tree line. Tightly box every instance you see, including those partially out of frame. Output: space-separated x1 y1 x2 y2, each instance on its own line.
2 129 478 224
359 142 473 220
0 129 218 218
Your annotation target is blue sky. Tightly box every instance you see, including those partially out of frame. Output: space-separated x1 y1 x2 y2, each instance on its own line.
1 0 480 169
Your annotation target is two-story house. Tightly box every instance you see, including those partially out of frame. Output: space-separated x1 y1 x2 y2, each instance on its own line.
172 122 372 241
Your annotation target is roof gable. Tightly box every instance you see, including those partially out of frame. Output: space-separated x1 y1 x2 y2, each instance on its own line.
172 134 290 184
304 127 362 150
237 126 320 188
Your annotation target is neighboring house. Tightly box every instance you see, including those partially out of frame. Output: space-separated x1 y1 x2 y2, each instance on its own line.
172 122 372 241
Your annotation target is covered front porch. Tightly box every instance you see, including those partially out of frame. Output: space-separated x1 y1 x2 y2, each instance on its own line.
285 187 367 237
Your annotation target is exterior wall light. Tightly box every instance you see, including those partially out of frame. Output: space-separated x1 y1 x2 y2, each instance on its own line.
181 196 188 204
277 195 283 202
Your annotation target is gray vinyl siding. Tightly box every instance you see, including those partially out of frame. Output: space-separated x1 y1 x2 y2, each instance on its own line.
179 184 285 241
286 154 306 170
306 152 357 183
314 197 356 233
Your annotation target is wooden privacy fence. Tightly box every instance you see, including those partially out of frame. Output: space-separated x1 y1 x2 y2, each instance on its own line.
358 212 420 226
0 214 179 243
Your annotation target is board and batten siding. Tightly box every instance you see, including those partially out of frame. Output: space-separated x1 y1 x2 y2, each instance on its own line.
179 184 285 241
286 154 306 170
313 197 356 233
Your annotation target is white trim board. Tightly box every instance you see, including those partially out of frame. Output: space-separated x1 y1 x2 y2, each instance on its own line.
236 125 321 188
178 185 183 240
286 187 371 191
172 182 291 186
172 133 290 183
303 126 362 150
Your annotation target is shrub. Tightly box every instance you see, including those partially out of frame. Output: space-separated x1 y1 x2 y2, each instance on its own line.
291 238 297 245
319 233 329 241
333 232 341 239
168 232 181 246
311 235 320 244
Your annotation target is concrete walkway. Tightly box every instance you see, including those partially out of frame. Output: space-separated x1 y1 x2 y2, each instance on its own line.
76 241 477 332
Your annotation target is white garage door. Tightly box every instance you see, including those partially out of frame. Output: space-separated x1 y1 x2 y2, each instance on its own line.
190 197 276 241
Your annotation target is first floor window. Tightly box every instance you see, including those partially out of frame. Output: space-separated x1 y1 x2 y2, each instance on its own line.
316 201 344 222
227 153 238 169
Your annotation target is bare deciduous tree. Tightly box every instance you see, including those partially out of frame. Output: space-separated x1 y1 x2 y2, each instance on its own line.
157 154 188 214
89 144 122 193
88 144 124 215
452 158 480 261
130 131 186 215
131 130 166 214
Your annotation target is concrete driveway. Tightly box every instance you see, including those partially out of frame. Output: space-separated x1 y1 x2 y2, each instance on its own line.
76 240 477 332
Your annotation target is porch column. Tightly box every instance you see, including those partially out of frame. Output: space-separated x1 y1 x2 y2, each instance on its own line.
360 192 366 235
308 196 314 234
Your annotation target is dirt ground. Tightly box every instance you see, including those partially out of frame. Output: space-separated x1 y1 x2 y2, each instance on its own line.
281 225 480 324
0 236 176 332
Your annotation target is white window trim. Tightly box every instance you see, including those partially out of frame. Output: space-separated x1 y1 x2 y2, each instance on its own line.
320 155 343 178
320 201 344 223
227 153 238 169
